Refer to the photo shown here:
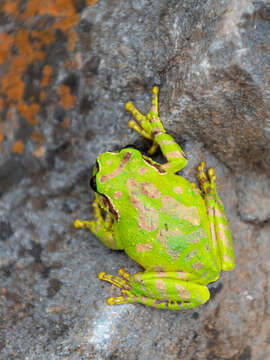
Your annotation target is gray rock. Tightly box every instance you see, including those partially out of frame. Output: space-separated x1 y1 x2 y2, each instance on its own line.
237 172 270 223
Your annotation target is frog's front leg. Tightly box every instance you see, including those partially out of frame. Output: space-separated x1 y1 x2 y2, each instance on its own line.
99 269 210 310
197 162 235 271
126 86 187 174
74 195 120 250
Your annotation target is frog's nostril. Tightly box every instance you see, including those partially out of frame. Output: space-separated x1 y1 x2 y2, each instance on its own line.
90 175 97 192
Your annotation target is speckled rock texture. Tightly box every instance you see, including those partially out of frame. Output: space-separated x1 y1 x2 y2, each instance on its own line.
0 0 269 359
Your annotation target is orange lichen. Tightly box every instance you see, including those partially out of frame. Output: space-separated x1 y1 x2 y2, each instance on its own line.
0 34 14 65
23 1 79 24
41 65 53 87
2 59 25 101
0 98 4 111
67 31 78 52
0 133 4 142
2 1 19 15
39 91 46 101
19 103 40 125
58 85 76 109
1 0 99 156
31 131 44 143
12 140 25 155
65 60 72 69
87 0 99 5
61 117 70 129
32 29 55 48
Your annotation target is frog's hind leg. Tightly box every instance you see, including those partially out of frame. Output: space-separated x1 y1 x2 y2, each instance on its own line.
197 162 234 271
99 269 210 310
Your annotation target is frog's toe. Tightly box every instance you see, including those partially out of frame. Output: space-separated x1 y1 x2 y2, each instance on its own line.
118 268 131 280
98 271 130 290
126 101 146 126
107 292 135 306
74 219 93 230
197 161 215 195
207 167 216 184
147 142 159 155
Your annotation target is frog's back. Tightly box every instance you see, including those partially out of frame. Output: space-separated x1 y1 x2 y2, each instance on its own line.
115 164 220 282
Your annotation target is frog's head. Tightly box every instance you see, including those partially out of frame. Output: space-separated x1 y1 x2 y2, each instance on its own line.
90 147 143 220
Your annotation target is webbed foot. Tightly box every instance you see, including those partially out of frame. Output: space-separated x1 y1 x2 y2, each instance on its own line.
126 86 165 155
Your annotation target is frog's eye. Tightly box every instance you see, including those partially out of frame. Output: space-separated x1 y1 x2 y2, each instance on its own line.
89 175 97 192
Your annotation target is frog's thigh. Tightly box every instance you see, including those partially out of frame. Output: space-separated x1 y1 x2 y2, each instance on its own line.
198 163 235 271
127 271 210 310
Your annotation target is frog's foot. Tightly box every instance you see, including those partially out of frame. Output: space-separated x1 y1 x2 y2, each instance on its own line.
197 161 216 196
99 269 210 310
126 86 165 155
74 196 119 249
74 196 112 230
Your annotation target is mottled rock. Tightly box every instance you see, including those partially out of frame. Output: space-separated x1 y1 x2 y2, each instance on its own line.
237 172 270 223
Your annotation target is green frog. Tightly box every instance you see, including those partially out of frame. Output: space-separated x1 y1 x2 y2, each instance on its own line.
74 86 234 310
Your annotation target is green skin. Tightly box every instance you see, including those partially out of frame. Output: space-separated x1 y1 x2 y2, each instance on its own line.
74 86 235 310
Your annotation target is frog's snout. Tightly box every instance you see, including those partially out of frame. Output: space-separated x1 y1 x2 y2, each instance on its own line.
90 175 97 192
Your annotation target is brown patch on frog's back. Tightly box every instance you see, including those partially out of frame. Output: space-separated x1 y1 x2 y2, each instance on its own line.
114 191 122 200
139 182 161 198
162 196 200 226
136 243 153 253
127 178 159 232
100 151 132 183
173 186 183 195
138 166 148 175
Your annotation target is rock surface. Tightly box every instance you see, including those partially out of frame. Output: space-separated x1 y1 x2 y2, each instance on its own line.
0 0 269 359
